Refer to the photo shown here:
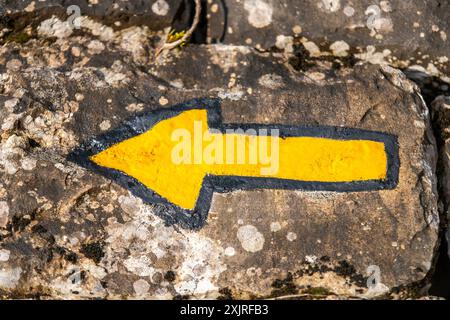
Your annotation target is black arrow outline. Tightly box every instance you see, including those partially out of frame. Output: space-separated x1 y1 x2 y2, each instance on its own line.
68 98 399 230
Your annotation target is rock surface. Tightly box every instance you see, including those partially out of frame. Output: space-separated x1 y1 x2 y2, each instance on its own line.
0 0 185 32
0 18 441 299
431 96 450 259
207 0 450 81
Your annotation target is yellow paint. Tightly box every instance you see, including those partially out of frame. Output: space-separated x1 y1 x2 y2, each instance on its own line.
91 109 388 210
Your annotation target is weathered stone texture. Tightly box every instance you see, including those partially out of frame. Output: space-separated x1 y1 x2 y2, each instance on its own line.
0 0 185 32
207 0 450 79
431 96 450 260
0 22 440 298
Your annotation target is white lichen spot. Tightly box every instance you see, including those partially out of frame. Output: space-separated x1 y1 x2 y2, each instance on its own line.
0 201 9 228
71 46 81 57
152 0 170 16
99 120 111 131
211 3 219 13
4 98 19 112
244 0 273 28
292 25 302 34
215 88 245 101
224 247 236 257
355 45 391 65
286 232 297 241
0 267 21 289
0 135 28 175
75 93 85 101
24 1 36 12
133 279 150 296
124 255 155 277
77 17 115 41
159 96 169 106
440 31 447 41
38 17 73 39
87 40 105 54
426 63 440 76
103 204 114 213
21 158 37 171
0 249 10 262
118 194 143 216
365 5 393 33
2 113 21 131
126 103 144 112
174 233 226 296
379 1 392 12
343 6 355 17
170 79 185 89
319 0 341 12
275 35 294 53
100 67 128 87
270 222 281 232
305 255 317 263
307 71 326 81
208 44 250 73
115 27 153 65
258 73 284 89
237 225 264 253
303 41 322 57
329 40 350 57
6 59 22 71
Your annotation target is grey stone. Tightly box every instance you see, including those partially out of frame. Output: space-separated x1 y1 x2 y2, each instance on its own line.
207 0 450 80
0 20 441 299
431 96 450 259
0 0 185 32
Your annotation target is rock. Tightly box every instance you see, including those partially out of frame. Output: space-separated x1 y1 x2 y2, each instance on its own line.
0 19 441 299
206 0 450 80
0 0 186 33
431 96 450 259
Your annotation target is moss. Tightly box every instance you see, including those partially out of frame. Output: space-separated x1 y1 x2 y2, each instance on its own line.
303 286 332 296
4 32 32 44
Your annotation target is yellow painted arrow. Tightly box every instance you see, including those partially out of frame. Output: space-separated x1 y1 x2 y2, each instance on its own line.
90 109 388 210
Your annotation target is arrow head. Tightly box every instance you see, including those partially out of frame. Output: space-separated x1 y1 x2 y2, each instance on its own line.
90 108 209 211
67 98 220 229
